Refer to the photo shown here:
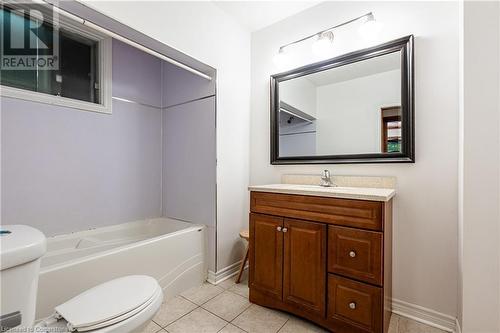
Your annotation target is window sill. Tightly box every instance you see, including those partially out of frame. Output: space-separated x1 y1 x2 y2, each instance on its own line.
0 85 112 114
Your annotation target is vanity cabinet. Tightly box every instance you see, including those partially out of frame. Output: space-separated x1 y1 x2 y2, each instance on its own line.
249 191 393 333
250 214 326 314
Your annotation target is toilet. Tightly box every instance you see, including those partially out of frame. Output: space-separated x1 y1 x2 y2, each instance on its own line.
0 225 163 332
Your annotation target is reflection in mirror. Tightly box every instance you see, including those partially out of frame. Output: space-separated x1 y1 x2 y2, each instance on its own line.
278 51 402 158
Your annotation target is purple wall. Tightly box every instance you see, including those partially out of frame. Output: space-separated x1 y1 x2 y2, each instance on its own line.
1 40 163 236
161 61 216 270
162 97 216 227
113 40 162 107
162 60 215 107
1 39 217 239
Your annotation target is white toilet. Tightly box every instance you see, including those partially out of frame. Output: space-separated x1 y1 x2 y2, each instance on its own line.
0 225 163 332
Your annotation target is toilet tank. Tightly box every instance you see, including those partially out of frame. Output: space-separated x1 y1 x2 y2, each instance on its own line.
0 225 46 330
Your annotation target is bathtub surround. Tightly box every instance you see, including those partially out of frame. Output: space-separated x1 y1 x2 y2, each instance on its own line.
1 39 162 235
112 40 163 107
2 0 248 283
162 97 216 228
1 39 218 270
158 40 217 272
83 0 251 281
0 96 163 236
162 89 217 271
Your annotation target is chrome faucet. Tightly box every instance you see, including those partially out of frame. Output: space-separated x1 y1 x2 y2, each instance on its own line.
320 170 334 187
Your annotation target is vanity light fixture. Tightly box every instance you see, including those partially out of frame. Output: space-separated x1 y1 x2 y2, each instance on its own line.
273 12 379 66
273 47 289 67
312 31 334 56
359 13 382 40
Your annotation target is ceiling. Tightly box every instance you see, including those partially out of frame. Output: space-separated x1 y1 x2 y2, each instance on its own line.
213 1 321 32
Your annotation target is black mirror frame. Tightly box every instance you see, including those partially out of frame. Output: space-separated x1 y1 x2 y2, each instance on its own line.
270 35 414 165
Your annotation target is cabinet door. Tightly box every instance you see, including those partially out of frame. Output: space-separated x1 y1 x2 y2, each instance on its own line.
283 218 326 316
249 213 283 300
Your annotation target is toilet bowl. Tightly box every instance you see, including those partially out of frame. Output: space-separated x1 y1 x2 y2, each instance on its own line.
36 275 163 333
0 225 163 333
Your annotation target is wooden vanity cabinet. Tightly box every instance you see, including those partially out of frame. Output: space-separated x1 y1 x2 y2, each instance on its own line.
249 191 393 333
249 214 326 315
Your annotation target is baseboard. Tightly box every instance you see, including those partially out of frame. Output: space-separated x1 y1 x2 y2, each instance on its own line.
455 318 461 333
392 298 457 332
207 260 247 285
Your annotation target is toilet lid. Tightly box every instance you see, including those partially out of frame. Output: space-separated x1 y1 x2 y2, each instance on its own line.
54 275 160 332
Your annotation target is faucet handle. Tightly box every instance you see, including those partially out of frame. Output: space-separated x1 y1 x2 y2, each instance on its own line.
322 170 330 178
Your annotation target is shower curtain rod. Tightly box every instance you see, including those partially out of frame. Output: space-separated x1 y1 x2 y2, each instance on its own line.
44 1 213 81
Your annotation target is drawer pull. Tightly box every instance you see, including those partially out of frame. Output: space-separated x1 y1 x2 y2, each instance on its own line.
349 250 357 258
349 302 357 310
282 227 288 233
277 226 282 232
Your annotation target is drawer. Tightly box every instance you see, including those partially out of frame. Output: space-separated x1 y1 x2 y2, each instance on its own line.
328 226 383 286
250 192 383 231
328 274 382 333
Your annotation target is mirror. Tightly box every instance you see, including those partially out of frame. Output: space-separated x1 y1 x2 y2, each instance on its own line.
270 35 414 164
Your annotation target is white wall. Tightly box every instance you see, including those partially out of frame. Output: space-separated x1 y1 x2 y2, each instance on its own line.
280 78 317 117
459 1 500 332
316 69 400 155
251 1 459 318
84 1 251 273
279 129 316 157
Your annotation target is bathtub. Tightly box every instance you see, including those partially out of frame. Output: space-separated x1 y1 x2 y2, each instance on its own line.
35 218 206 320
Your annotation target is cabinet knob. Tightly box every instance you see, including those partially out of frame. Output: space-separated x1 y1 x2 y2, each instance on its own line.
277 226 282 232
349 302 356 310
282 227 288 233
349 250 356 258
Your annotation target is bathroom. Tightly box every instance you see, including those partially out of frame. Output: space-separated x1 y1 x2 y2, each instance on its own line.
0 1 498 333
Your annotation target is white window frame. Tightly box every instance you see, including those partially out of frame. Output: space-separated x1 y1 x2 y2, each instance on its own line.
0 3 113 114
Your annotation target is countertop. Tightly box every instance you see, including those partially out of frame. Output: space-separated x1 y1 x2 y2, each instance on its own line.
248 184 395 202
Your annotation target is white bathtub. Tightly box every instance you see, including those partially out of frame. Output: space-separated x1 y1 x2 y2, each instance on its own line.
36 218 206 320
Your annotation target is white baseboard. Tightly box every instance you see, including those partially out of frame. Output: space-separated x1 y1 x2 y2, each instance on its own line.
207 260 247 285
392 298 457 332
455 318 461 333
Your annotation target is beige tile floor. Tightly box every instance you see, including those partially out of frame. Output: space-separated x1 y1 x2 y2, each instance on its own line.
144 271 448 333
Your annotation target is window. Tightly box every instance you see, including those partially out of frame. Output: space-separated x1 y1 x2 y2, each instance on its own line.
0 4 112 113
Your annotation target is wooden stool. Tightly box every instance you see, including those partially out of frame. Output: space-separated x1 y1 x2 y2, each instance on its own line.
236 230 249 284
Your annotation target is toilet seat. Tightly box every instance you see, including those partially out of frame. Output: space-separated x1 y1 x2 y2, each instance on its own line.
37 275 163 332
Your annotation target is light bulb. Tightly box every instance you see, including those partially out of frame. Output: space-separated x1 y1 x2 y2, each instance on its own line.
312 31 334 57
273 48 290 69
359 13 381 40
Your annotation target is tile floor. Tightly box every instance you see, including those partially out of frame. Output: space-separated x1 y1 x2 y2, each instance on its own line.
144 271 448 333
